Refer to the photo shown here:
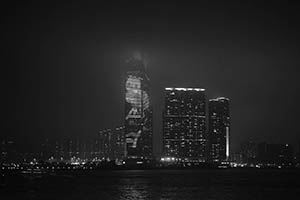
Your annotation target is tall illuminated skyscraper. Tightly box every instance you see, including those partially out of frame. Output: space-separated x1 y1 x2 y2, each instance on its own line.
163 88 207 162
124 53 153 159
208 97 230 162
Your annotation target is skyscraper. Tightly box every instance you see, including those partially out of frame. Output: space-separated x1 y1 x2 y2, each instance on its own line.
163 88 207 162
124 53 153 159
113 126 125 160
208 97 230 162
240 140 257 164
99 129 113 160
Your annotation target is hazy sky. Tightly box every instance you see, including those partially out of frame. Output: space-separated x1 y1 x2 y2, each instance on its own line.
3 1 300 154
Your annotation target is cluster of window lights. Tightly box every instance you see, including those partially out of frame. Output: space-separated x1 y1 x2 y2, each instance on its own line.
160 157 178 162
160 157 206 163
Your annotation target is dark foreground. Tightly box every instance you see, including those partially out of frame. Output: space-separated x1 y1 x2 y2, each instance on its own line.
1 169 300 200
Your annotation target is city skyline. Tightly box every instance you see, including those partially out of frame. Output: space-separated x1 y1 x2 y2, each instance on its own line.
2 2 300 200
3 1 300 156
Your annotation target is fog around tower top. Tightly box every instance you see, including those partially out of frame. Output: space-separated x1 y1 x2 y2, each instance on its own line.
130 51 148 70
133 51 142 61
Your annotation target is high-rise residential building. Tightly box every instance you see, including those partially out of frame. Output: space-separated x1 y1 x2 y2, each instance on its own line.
124 52 153 159
240 140 257 164
0 140 18 163
208 97 230 162
163 87 207 162
65 139 75 160
99 129 113 160
40 139 52 161
113 126 125 160
98 126 125 161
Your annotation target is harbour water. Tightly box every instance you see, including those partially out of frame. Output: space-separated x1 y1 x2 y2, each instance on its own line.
1 169 300 200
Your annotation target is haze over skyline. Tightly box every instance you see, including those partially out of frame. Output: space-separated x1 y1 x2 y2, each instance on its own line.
3 1 300 155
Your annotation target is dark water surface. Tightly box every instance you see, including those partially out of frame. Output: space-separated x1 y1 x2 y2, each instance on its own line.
1 169 300 200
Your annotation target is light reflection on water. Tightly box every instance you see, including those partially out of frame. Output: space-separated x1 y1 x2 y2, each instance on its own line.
118 177 151 200
117 179 228 200
1 169 300 200
113 170 300 200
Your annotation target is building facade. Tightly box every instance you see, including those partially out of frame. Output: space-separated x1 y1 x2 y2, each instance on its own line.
98 126 126 161
163 88 207 162
208 97 230 162
124 53 153 159
99 129 113 160
114 126 125 160
240 140 257 164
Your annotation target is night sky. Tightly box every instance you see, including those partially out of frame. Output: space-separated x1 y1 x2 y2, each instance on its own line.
3 1 300 155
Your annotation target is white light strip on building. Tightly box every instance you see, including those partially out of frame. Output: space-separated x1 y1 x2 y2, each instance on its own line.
217 97 230 101
165 87 205 91
226 126 230 160
209 97 230 101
